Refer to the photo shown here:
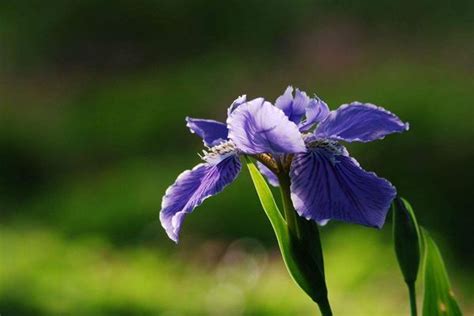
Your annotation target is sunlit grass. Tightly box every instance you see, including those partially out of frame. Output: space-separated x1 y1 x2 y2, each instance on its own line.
1 225 472 315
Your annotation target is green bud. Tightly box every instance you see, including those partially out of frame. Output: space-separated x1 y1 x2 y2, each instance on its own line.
393 197 421 284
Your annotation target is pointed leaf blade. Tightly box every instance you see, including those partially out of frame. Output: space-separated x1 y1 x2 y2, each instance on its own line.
422 228 463 316
244 157 321 301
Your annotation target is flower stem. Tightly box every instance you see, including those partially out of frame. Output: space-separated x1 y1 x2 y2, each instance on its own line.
277 172 332 316
278 173 301 239
408 282 417 316
317 295 333 316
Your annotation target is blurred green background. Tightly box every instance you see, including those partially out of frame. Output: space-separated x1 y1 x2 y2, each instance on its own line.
1 1 473 315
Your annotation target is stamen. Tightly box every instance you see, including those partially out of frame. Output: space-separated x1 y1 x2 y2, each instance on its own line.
200 140 237 163
283 154 294 171
255 153 279 173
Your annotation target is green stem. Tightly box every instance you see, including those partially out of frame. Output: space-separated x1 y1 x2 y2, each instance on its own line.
408 282 417 316
317 295 333 316
278 173 301 239
277 172 332 316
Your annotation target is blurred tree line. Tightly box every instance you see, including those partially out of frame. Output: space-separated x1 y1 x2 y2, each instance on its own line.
1 0 472 71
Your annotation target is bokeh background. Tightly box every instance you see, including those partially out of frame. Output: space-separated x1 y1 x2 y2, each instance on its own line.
1 1 473 315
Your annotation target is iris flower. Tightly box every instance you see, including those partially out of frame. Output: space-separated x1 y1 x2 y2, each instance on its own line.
160 95 306 242
160 87 408 242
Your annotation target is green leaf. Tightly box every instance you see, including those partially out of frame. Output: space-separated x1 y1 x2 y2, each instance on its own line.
244 157 287 245
421 228 463 316
244 157 323 302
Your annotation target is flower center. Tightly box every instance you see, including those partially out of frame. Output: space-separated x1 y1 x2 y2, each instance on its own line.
308 139 345 155
200 140 237 163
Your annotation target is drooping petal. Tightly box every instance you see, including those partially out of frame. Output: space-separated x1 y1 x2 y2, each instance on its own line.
290 147 396 228
227 98 306 154
160 155 241 242
315 102 409 142
275 86 309 124
186 117 228 147
299 97 330 131
227 95 247 115
257 161 279 187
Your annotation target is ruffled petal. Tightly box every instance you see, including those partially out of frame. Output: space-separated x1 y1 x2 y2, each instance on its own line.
290 147 396 228
299 97 330 131
315 102 409 142
257 161 279 187
160 155 241 242
227 95 247 116
275 86 309 124
186 117 228 147
227 98 306 154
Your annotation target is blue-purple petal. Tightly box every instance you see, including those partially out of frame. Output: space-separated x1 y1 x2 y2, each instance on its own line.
315 102 409 142
227 95 247 116
186 117 229 147
290 147 396 228
160 155 241 242
299 97 330 131
257 161 279 187
227 98 306 154
275 86 309 124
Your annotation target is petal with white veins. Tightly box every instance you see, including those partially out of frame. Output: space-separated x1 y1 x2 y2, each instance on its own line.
315 102 409 142
160 155 241 242
275 86 308 124
290 147 396 228
186 117 228 147
227 98 306 154
299 97 330 131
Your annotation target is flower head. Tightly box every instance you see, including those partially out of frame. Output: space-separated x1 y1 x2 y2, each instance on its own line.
160 95 305 242
261 87 409 228
160 86 408 242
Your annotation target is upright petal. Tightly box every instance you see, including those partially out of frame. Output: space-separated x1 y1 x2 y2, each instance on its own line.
227 98 306 154
160 155 241 242
257 161 279 187
186 117 228 147
290 147 396 228
315 102 409 142
275 86 309 124
299 97 330 131
227 95 247 115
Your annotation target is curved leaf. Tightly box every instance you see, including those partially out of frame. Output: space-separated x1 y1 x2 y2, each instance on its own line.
245 156 325 303
421 228 463 316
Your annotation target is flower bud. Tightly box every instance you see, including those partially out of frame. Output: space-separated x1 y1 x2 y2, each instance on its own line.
393 197 421 284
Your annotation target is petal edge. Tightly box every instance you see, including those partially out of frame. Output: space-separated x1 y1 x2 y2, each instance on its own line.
186 117 229 147
315 102 409 142
290 148 396 228
227 98 306 154
160 155 241 242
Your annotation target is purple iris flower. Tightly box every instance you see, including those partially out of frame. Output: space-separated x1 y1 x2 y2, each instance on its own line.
160 95 306 242
258 86 409 228
160 86 408 242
